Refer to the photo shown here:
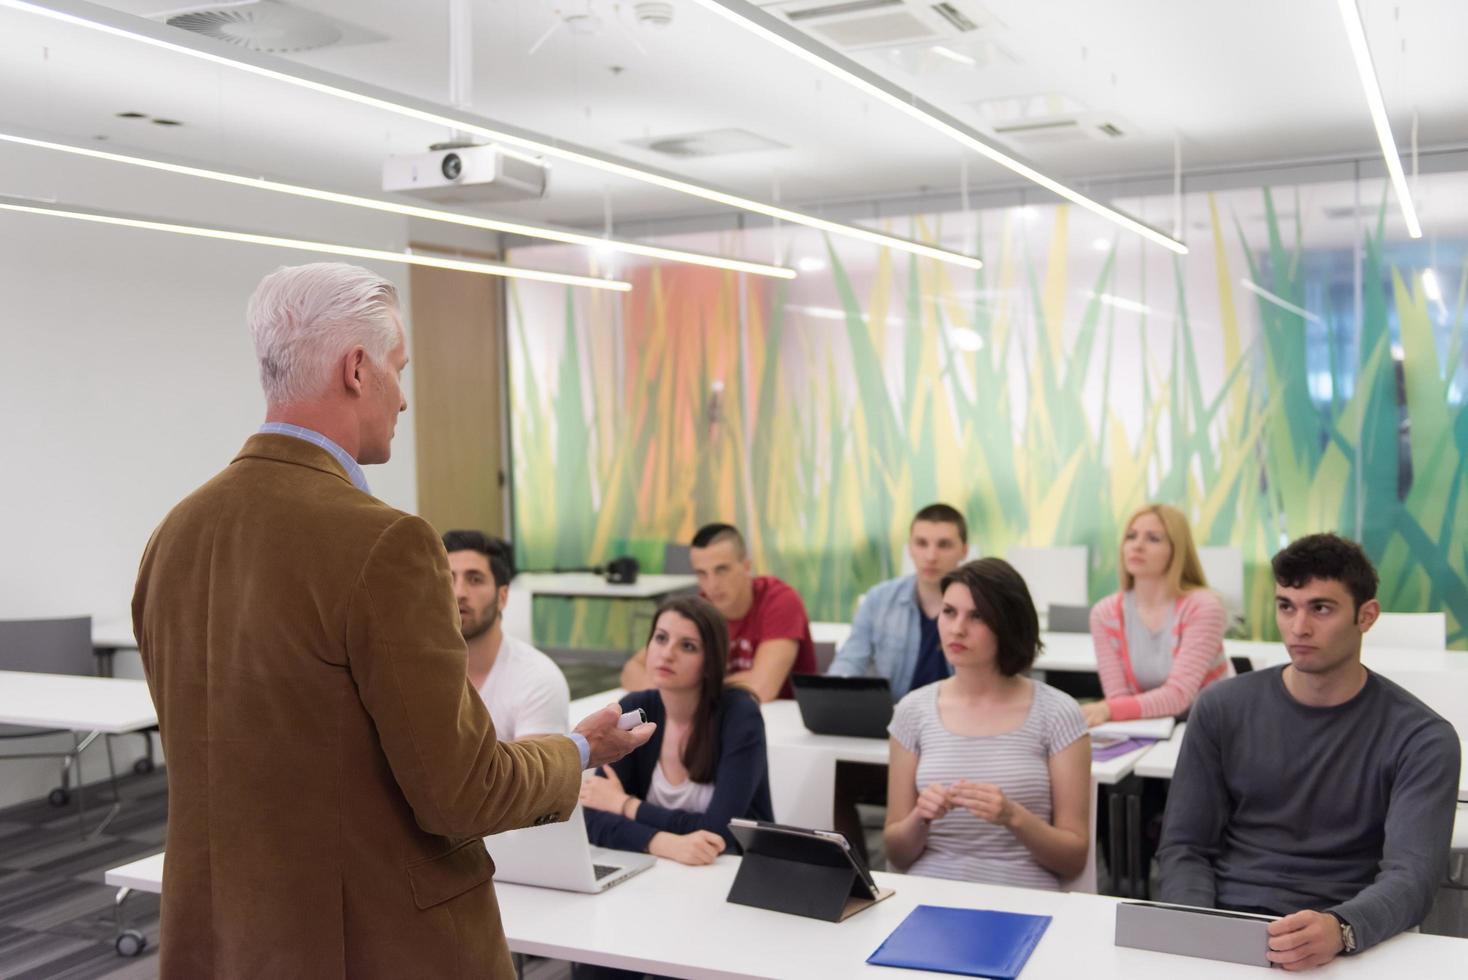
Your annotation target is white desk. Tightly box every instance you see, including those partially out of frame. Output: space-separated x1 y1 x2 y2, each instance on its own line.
0 670 156 733
103 850 1468 976
1036 632 1468 676
514 573 697 601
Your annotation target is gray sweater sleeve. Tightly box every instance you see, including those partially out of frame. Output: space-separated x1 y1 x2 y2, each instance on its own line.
1330 724 1460 952
1155 694 1227 908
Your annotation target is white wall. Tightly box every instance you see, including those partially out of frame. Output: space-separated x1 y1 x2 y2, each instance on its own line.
0 151 438 807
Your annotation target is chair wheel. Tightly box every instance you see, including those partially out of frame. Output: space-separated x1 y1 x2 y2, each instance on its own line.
133 758 155 775
115 930 147 957
48 788 70 807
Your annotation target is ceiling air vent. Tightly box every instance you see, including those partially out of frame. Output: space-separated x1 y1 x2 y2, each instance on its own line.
769 0 990 50
162 1 384 54
973 93 1129 145
627 128 788 158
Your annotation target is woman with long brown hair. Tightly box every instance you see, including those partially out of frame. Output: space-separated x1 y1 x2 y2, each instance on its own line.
580 595 773 864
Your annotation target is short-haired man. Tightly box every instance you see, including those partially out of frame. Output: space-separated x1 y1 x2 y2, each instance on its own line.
620 523 816 701
1158 533 1459 970
134 262 650 979
828 503 970 699
444 530 569 740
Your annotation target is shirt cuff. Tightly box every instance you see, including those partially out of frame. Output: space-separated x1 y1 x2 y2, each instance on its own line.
568 732 591 769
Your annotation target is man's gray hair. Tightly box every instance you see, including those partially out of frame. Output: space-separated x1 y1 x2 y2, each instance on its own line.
247 262 401 404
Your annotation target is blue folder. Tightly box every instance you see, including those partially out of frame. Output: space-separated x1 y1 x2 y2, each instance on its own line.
866 904 1052 978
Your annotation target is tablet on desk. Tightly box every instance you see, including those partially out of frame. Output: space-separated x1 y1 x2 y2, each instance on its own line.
726 818 894 921
792 674 893 738
1115 900 1275 968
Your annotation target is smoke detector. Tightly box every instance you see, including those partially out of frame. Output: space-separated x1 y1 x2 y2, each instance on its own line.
160 1 384 54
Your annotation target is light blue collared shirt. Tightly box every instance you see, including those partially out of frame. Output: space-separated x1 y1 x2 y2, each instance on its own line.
258 422 370 493
255 422 591 768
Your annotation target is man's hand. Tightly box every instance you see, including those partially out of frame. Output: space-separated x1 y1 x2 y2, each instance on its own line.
912 783 954 822
1266 910 1345 971
1081 700 1112 728
579 765 630 814
649 830 726 866
950 780 1017 827
574 703 656 770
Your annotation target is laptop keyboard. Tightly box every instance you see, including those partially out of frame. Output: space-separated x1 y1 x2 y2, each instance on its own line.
593 863 620 881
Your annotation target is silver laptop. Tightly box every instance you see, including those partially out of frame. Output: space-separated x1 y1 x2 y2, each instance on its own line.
484 805 655 893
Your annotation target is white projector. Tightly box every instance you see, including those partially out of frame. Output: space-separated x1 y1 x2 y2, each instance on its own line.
382 144 548 203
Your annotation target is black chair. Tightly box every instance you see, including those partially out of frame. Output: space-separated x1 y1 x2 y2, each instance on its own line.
0 616 129 832
1048 603 1093 633
663 542 693 574
1230 656 1254 675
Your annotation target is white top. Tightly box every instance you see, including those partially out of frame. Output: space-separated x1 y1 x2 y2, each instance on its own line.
889 681 1088 890
646 761 715 813
0 670 157 733
475 634 569 741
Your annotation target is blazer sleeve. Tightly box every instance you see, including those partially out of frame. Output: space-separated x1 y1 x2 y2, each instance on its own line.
632 693 769 849
1108 591 1228 722
346 514 582 838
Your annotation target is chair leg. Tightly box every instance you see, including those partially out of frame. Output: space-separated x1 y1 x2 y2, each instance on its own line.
70 732 87 837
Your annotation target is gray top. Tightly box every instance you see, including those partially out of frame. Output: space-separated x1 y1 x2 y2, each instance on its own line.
889 680 1087 890
1157 666 1460 952
1122 590 1177 691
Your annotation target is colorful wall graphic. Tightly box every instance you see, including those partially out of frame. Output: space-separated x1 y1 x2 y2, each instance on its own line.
508 173 1468 651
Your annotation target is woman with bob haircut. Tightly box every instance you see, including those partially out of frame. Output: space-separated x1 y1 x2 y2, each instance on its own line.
883 559 1090 889
1083 503 1231 728
580 595 773 866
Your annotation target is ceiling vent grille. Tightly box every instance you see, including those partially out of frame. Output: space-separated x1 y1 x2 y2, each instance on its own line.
162 1 384 54
627 128 789 158
770 0 990 50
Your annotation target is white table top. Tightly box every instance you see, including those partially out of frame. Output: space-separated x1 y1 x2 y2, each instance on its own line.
0 670 157 733
514 573 698 600
495 854 1466 978
1033 631 1467 676
103 848 1467 976
91 614 138 650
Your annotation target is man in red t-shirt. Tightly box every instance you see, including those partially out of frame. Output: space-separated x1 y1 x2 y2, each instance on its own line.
620 523 816 700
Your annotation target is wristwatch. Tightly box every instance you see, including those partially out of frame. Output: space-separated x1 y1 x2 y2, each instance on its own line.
1327 911 1357 954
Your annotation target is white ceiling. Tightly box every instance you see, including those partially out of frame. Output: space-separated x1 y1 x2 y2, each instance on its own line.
1 0 1465 234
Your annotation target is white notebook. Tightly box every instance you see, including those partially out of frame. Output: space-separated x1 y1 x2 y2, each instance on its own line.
1089 717 1176 740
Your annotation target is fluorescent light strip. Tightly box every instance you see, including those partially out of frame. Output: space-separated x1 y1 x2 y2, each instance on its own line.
0 132 793 280
690 0 1187 256
0 200 631 292
0 0 981 271
1240 278 1323 325
1334 0 1421 238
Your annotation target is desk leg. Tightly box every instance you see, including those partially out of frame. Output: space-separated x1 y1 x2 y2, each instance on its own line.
1127 790 1143 899
1107 789 1126 897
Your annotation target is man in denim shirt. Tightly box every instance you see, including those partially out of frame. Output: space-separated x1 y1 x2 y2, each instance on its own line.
826 504 970 861
828 503 970 699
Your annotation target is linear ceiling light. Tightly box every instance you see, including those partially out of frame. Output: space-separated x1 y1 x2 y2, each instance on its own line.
690 0 1187 256
1333 0 1422 238
0 199 631 291
0 132 794 280
1 0 982 271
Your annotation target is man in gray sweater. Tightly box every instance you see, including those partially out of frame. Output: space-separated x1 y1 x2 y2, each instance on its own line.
1158 533 1459 970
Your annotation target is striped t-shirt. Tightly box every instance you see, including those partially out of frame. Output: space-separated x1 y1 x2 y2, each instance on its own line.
889 679 1087 890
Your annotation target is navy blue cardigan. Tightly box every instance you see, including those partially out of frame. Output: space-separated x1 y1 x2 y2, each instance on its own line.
584 687 774 853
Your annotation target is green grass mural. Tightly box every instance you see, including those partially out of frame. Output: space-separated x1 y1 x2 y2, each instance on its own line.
509 188 1468 652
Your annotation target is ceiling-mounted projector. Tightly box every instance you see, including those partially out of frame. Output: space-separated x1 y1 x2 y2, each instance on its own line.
382 144 548 203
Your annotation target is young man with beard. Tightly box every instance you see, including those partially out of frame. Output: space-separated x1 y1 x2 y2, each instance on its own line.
444 530 570 739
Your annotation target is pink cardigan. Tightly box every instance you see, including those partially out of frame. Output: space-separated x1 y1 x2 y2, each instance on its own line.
1089 589 1231 721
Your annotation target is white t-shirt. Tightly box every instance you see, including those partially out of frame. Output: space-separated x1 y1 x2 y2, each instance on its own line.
475 633 570 741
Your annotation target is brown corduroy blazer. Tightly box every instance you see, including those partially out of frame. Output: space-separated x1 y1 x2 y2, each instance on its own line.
133 433 581 979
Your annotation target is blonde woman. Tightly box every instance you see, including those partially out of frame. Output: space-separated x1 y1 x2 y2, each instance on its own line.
1082 504 1231 728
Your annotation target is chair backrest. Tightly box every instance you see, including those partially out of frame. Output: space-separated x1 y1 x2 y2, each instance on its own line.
0 616 95 676
1007 546 1088 614
1377 669 1468 736
1198 546 1245 621
501 579 534 645
1365 612 1447 650
1047 604 1092 634
663 543 693 575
